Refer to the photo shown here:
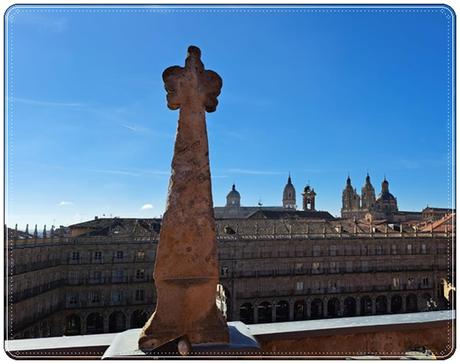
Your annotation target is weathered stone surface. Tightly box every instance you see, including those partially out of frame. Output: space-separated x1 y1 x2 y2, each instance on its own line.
138 46 228 350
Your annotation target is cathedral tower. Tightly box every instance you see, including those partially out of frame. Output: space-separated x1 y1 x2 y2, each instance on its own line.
302 185 316 211
282 174 296 209
341 176 360 217
361 173 376 210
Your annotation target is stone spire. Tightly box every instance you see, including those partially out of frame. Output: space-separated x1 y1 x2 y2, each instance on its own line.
282 174 296 209
139 46 228 351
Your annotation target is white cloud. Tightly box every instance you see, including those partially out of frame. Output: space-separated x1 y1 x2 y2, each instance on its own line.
141 204 153 210
58 201 73 206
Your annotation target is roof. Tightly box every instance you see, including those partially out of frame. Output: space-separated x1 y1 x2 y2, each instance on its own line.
246 209 335 220
69 218 161 237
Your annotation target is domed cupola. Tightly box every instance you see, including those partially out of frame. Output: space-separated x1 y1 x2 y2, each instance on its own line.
375 176 398 215
226 184 241 208
283 174 296 209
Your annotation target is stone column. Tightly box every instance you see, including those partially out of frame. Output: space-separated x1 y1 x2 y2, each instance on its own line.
306 299 311 319
139 46 228 350
81 314 87 335
371 298 376 315
103 313 109 333
289 301 295 321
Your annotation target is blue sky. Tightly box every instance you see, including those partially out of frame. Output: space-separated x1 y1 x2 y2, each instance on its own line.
6 5 455 228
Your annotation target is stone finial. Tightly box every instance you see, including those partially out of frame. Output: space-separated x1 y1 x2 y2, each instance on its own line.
163 46 222 113
33 224 38 238
139 46 228 351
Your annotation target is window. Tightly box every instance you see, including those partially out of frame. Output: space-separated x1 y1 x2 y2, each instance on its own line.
328 281 337 292
376 245 383 255
71 252 80 261
330 261 337 273
330 245 337 256
136 251 145 260
345 246 353 256
421 244 427 254
393 277 400 288
406 244 413 255
312 262 321 274
113 270 124 283
422 277 429 287
361 246 368 255
68 295 78 305
111 291 123 304
361 261 369 272
313 246 321 257
90 292 100 304
115 251 124 260
136 269 145 280
296 281 304 291
68 271 78 284
407 277 415 288
135 289 145 301
94 251 102 261
392 244 397 255
295 263 303 273
93 271 102 283
346 261 353 273
220 266 229 277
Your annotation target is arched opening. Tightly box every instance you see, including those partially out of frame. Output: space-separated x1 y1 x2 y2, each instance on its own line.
131 310 148 328
327 298 340 317
406 294 418 312
310 299 323 319
391 295 403 314
375 296 387 314
109 311 126 333
64 315 81 336
275 300 289 322
343 297 356 317
360 296 372 316
239 303 254 324
86 313 104 334
258 302 272 323
294 300 306 320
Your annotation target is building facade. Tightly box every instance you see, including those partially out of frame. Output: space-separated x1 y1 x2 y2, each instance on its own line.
6 212 453 339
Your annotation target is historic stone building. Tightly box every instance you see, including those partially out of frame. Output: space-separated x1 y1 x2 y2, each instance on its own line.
215 176 325 219
341 175 433 222
7 211 453 339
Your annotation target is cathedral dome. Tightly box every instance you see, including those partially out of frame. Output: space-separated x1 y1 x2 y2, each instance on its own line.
226 184 241 207
377 178 395 201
